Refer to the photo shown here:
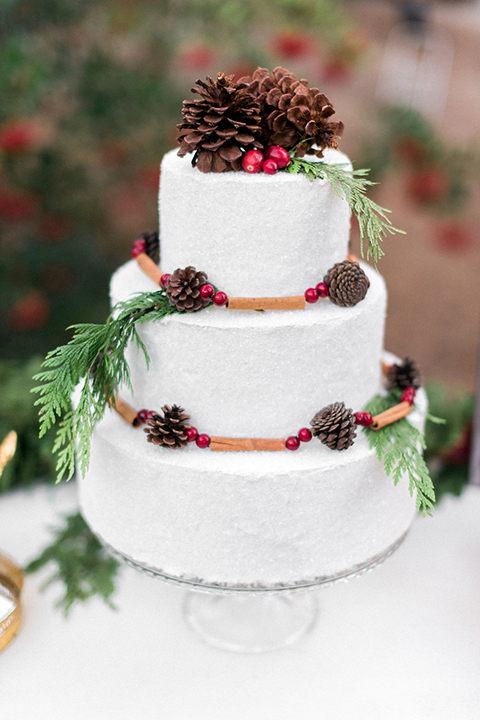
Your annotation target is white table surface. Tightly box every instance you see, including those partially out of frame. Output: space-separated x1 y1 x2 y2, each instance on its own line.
1 481 480 720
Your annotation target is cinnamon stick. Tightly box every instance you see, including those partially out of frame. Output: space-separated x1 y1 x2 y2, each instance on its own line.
135 252 162 286
227 296 306 311
109 396 140 427
210 437 286 452
370 401 412 430
381 360 392 377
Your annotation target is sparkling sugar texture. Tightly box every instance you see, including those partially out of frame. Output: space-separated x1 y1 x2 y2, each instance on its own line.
158 148 352 297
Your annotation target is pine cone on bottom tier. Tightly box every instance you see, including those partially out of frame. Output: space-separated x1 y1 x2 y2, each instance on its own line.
386 357 422 390
311 402 357 451
177 73 263 173
144 405 191 449
139 230 160 264
166 266 210 312
324 260 370 307
240 66 344 158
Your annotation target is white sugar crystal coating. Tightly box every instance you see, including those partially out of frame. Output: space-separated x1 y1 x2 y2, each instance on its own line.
78 151 421 586
159 149 352 296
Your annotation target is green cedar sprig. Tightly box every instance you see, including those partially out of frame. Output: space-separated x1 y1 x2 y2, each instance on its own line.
24 512 120 615
364 389 436 516
32 291 177 484
285 156 405 266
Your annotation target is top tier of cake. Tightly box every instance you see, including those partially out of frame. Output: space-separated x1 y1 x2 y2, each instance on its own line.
159 148 351 296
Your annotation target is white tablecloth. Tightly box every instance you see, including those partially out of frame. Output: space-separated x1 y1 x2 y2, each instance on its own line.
1 481 480 719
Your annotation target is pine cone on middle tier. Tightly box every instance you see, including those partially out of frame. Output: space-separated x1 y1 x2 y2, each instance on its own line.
144 405 191 449
324 260 370 307
165 266 210 312
311 402 357 450
177 72 263 173
240 66 344 158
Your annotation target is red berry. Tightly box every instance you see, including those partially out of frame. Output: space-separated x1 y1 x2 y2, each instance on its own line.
354 412 365 425
136 409 149 424
242 150 264 174
196 433 211 449
286 436 300 451
401 388 416 405
160 273 171 288
131 239 147 258
305 287 319 304
145 411 154 421
298 428 312 443
363 413 373 427
200 284 214 299
186 427 198 442
315 282 329 298
212 291 228 306
0 120 38 154
265 146 290 169
262 159 278 175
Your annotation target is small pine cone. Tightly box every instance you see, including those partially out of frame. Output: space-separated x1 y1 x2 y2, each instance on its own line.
177 72 263 173
386 357 422 390
139 231 160 264
144 405 191 449
324 260 370 307
166 266 210 312
311 402 356 451
241 66 343 158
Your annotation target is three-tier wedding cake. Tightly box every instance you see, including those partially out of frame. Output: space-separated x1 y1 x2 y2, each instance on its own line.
71 68 430 590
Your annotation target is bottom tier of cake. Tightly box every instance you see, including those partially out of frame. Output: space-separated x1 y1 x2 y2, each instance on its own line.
76 381 425 589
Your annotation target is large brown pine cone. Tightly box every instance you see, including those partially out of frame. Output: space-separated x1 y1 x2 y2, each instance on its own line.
240 66 344 158
139 230 160 264
166 266 210 312
177 73 263 173
386 357 422 390
144 405 191 449
324 260 370 307
311 402 356 451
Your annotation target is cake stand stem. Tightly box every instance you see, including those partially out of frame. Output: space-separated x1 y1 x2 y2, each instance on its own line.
184 590 318 653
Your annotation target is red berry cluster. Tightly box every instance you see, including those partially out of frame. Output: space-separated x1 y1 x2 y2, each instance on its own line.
400 387 416 405
305 282 329 304
185 426 211 448
136 408 154 424
285 427 312 451
242 146 290 176
131 237 147 258
354 412 373 427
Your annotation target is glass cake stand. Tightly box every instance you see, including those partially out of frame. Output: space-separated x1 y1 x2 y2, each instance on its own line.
97 531 408 653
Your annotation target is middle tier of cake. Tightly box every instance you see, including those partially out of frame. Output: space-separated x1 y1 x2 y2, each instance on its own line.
111 258 386 437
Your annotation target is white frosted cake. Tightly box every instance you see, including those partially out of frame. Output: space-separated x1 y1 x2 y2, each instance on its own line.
77 147 424 589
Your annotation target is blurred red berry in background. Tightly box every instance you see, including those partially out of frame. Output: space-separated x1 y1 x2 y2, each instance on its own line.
9 291 51 331
0 120 39 154
0 187 38 221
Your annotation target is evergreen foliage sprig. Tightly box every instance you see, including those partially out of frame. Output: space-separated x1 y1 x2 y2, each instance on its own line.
32 291 177 484
364 390 436 516
24 513 120 615
285 157 405 266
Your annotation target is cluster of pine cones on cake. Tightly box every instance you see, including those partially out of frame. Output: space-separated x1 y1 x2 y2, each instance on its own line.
177 66 344 172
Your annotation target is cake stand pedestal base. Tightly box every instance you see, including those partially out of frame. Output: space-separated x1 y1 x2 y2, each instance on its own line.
184 590 318 653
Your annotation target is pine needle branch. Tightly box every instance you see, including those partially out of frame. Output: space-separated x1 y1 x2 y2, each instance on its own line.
285 157 405 266
24 513 120 615
32 290 177 483
364 390 435 516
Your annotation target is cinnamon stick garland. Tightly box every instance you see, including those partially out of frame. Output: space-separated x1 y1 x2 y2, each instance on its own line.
210 437 286 452
227 296 306 311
